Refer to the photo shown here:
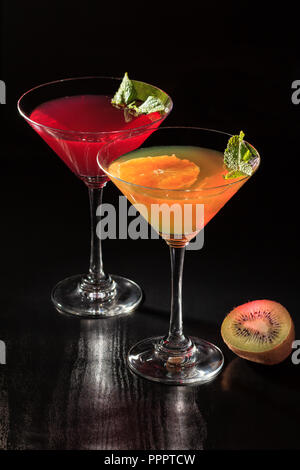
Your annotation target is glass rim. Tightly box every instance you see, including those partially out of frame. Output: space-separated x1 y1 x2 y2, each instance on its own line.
98 126 261 192
17 75 173 136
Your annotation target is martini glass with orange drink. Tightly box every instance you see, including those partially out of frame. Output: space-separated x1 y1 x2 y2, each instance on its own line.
99 127 260 384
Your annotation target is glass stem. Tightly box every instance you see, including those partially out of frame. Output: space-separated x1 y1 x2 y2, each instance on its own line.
88 186 106 281
165 246 190 350
80 186 116 300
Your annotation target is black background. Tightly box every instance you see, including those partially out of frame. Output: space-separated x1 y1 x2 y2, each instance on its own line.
0 0 299 451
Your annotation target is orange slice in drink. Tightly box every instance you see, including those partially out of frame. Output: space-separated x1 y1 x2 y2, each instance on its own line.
110 154 200 189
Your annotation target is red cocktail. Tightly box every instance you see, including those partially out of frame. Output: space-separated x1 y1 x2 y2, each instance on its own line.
18 76 172 317
30 94 162 182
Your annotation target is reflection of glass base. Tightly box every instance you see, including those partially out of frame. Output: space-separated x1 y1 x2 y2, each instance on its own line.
51 274 143 318
128 336 224 385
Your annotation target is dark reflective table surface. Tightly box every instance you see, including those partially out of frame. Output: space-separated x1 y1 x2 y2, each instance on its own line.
1 281 299 450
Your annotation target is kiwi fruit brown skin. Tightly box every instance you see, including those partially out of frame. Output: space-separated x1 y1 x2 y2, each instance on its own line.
221 300 295 365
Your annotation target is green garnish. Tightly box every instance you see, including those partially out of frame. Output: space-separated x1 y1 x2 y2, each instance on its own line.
128 96 166 114
224 131 258 179
111 72 136 106
111 72 168 116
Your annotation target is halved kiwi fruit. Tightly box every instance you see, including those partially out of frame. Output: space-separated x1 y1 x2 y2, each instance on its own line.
221 300 295 365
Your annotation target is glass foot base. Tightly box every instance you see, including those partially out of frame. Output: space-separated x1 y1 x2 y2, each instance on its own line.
51 274 143 318
127 336 224 385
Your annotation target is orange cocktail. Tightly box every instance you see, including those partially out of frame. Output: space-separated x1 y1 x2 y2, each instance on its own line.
108 145 247 245
99 127 260 385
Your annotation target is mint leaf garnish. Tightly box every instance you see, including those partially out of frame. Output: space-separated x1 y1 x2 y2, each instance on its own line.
224 131 258 179
224 169 248 180
128 95 166 115
111 72 136 106
111 73 168 116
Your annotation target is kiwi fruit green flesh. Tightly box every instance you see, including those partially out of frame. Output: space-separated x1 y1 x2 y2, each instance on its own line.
221 300 295 365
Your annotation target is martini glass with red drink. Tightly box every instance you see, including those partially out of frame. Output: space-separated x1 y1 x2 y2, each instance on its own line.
18 76 172 317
